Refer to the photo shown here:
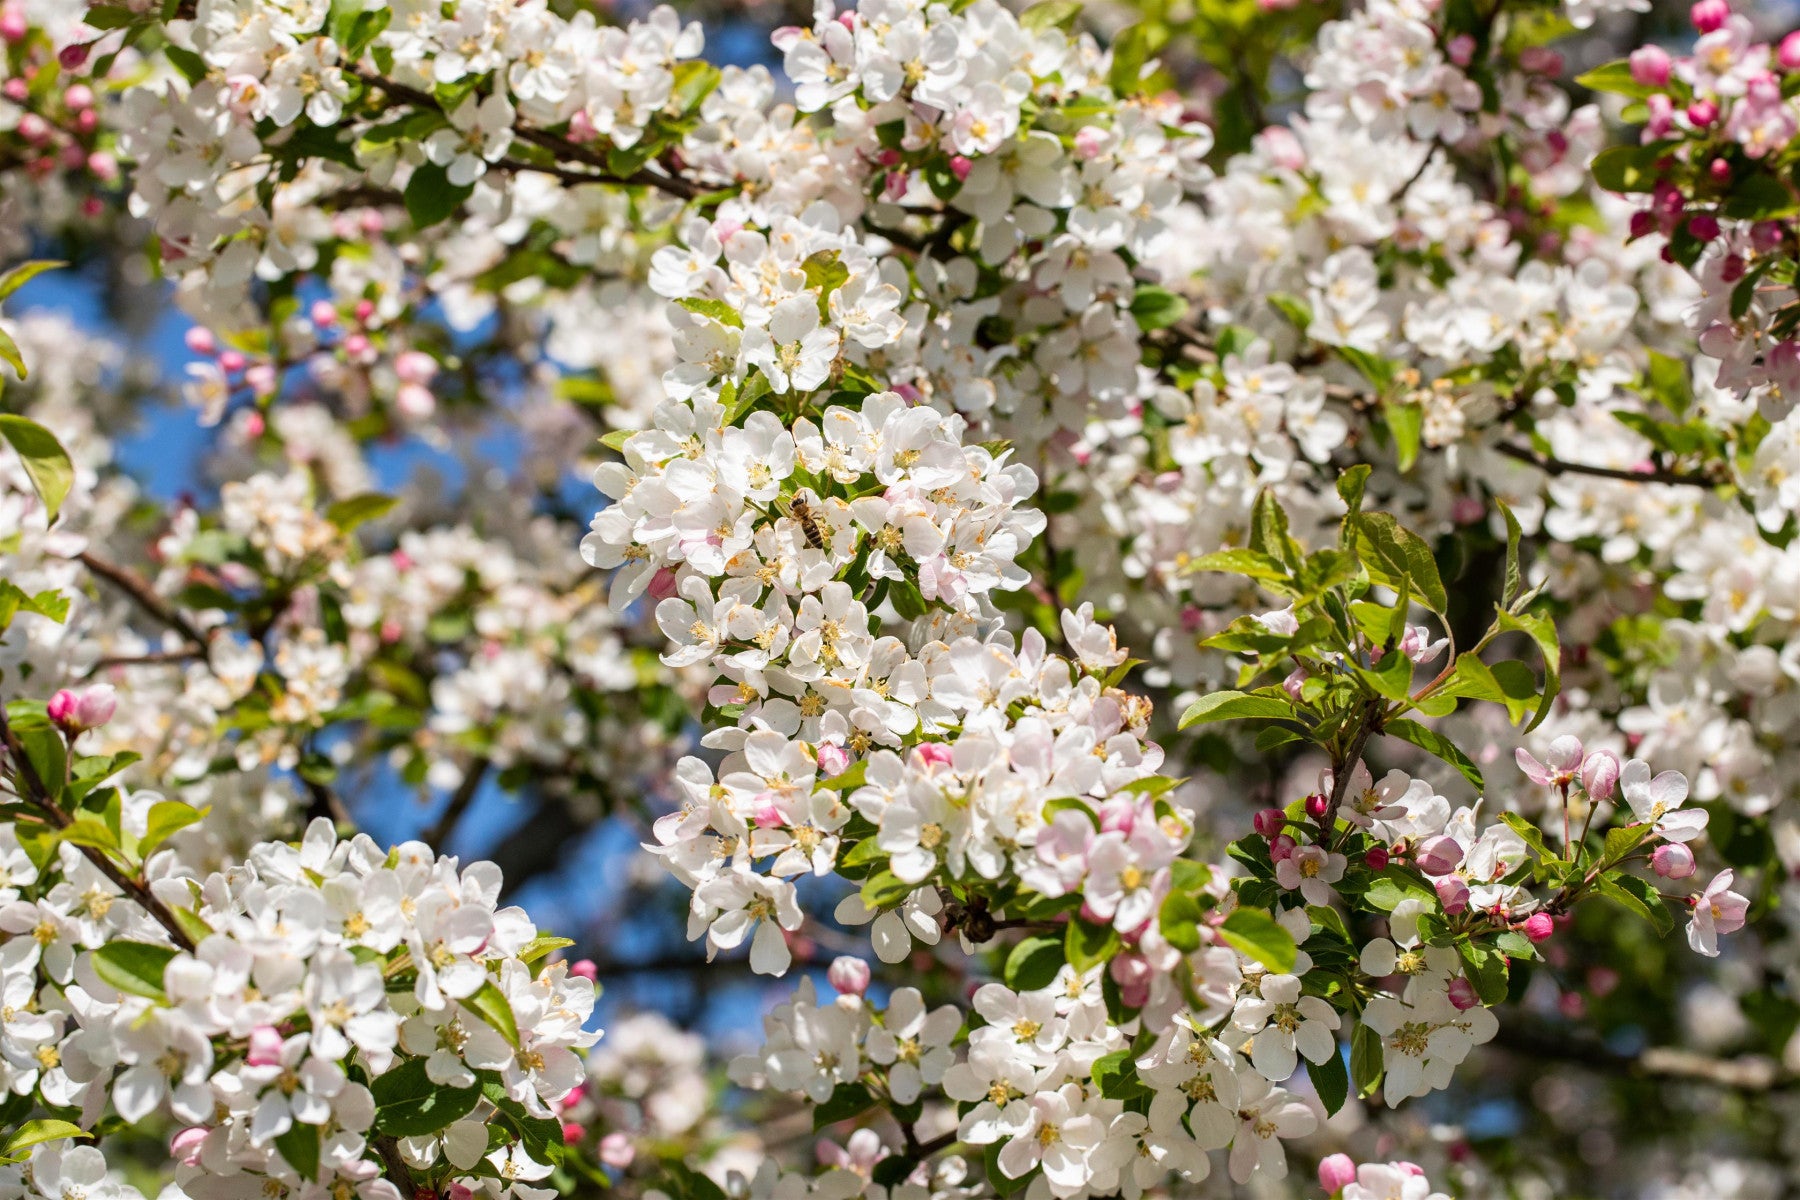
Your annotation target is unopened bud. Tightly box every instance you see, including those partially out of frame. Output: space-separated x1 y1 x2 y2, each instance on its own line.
1252 808 1286 838
1652 842 1697 879
47 684 116 733
1580 749 1620 801
1435 876 1470 915
1415 835 1464 877
1318 1154 1357 1193
828 956 870 996
1522 912 1555 943
1446 978 1480 1010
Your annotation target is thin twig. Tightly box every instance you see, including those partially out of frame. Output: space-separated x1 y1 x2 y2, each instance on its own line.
423 757 491 851
0 705 197 952
77 551 209 647
1493 442 1723 490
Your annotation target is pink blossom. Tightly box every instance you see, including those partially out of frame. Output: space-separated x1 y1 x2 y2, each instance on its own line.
1652 842 1697 878
1414 836 1465 877
1630 45 1673 86
1319 1154 1357 1193
828 956 871 996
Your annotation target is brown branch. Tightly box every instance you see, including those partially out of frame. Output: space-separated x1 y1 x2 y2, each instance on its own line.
1321 697 1385 843
1493 1020 1794 1092
423 757 491 851
82 648 204 678
344 68 708 201
0 705 197 952
1493 442 1724 490
77 551 209 648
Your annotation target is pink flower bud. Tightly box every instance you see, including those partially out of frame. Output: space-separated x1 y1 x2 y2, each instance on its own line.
446 1185 474 1200
949 154 973 182
1073 126 1107 159
1415 835 1465 877
58 42 88 71
912 742 954 772
2 78 25 102
1109 951 1152 1009
309 299 339 328
16 113 48 144
1782 30 1800 71
1283 666 1307 700
1252 808 1286 838
561 1122 584 1143
598 1132 635 1168
1522 912 1555 943
218 349 247 373
0 10 26 42
1445 978 1480 1010
1690 0 1729 32
184 326 217 356
1687 213 1721 241
646 567 679 602
1752 220 1786 251
1269 834 1297 862
567 110 596 143
1580 749 1620 801
828 956 870 995
1709 156 1732 183
354 299 376 323
1720 252 1747 284
245 363 277 398
1519 46 1563 76
246 1025 284 1067
1435 875 1470 914
1652 842 1697 878
1447 34 1476 67
242 411 265 439
48 684 115 733
1319 1154 1357 1193
1396 1162 1425 1178
1688 98 1719 126
342 333 371 358
1305 793 1329 819
1365 845 1390 871
62 84 93 110
1630 45 1673 87
568 959 598 980
170 1128 208 1165
815 743 850 778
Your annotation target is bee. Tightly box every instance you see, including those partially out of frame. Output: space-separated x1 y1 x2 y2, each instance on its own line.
777 493 829 550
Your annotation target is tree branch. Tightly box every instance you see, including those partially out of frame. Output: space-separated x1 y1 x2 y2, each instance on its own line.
1493 442 1724 490
423 757 491 851
77 551 209 648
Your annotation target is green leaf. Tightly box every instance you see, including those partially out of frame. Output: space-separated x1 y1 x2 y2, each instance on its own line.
1158 891 1203 952
1596 873 1673 935
90 941 179 1002
1499 812 1555 861
1183 548 1293 585
1459 941 1509 1005
1385 402 1423 472
1092 1049 1146 1099
1573 59 1660 98
676 297 743 328
1004 934 1066 991
1064 916 1121 973
273 1123 320 1180
0 416 75 524
1336 464 1372 517
1495 609 1560 732
519 934 575 965
372 1056 482 1137
1218 908 1296 973
1107 21 1167 95
139 801 206 857
1178 690 1298 729
859 868 911 910
0 1120 90 1164
1020 0 1082 30
1310 1044 1349 1116
1128 285 1187 330
1352 512 1447 614
1350 1022 1385 1096
1385 718 1484 791
1721 172 1797 221
403 162 474 229
465 979 520 1047
669 60 721 114
812 1081 876 1130
1269 292 1313 331
325 492 398 532
0 260 65 303
164 45 208 84
1497 498 1524 610
1601 823 1651 866
1590 143 1663 194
